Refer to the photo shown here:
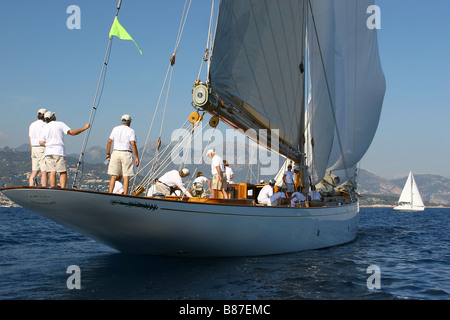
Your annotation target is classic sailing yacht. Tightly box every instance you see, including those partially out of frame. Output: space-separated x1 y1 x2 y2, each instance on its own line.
1 0 385 257
394 172 425 211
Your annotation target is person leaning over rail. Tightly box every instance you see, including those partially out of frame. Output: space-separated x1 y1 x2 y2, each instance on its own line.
29 108 48 187
106 114 140 195
39 111 90 188
155 168 192 198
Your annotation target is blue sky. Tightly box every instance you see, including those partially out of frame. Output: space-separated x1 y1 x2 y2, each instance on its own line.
0 0 449 179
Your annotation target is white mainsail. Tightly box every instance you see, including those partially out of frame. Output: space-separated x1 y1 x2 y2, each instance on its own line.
394 172 425 211
209 0 307 161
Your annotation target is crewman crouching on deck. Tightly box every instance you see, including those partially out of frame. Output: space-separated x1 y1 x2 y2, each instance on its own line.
155 168 192 198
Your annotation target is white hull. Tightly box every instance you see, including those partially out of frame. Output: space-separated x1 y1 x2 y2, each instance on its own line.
1 187 359 257
393 204 425 212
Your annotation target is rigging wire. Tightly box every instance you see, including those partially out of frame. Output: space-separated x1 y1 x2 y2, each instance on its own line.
72 41 113 189
180 124 217 201
196 0 216 81
138 118 211 193
137 117 191 187
134 0 193 190
72 1 123 189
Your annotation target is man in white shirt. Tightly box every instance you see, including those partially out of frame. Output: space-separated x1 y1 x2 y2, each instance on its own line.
192 172 211 198
154 168 192 197
224 160 234 184
308 185 323 207
29 108 48 187
39 111 90 188
256 179 275 205
206 149 228 199
283 164 295 193
106 114 140 195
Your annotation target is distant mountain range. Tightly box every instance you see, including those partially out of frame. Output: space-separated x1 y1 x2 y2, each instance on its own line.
2 145 450 206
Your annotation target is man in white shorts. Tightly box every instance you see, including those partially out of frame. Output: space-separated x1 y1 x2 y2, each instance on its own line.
106 114 140 195
206 149 228 199
282 164 295 193
39 111 90 188
29 108 48 186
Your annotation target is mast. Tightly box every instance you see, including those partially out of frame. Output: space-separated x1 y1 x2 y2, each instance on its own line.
299 0 308 188
410 172 414 208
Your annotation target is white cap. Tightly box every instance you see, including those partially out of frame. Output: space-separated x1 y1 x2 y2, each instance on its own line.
181 168 190 176
37 108 47 115
206 149 215 156
44 111 54 119
121 114 131 122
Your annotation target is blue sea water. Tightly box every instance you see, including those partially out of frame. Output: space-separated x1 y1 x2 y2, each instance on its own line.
0 206 448 300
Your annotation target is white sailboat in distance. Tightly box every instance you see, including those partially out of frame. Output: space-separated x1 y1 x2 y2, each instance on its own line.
394 172 425 211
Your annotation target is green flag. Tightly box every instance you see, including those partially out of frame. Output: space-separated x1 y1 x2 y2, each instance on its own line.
109 17 142 54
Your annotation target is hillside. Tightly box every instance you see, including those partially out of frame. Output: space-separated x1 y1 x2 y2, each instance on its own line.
391 174 450 206
1 146 449 206
357 169 450 206
0 147 110 191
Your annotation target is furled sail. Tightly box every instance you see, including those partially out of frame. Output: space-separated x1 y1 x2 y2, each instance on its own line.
209 0 307 161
